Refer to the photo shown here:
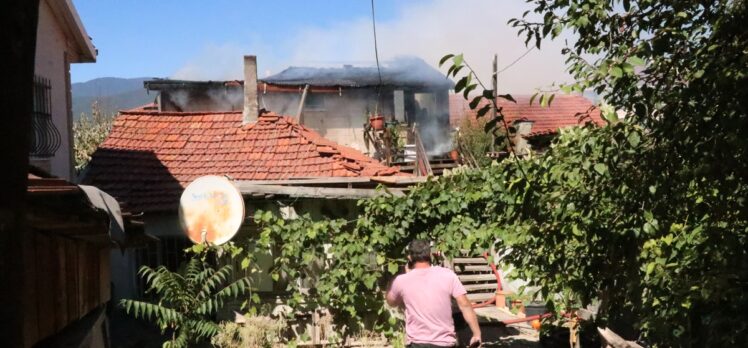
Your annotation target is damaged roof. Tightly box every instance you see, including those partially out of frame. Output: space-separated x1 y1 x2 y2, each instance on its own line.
82 110 404 213
264 57 454 89
449 94 604 137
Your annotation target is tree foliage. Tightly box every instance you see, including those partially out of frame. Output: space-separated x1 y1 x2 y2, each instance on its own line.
73 100 113 173
247 1 748 346
454 116 495 167
121 257 250 348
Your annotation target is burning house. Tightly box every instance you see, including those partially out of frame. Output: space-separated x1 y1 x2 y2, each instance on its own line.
144 57 455 164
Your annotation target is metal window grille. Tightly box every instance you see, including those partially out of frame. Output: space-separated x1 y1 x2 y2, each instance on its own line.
31 75 61 157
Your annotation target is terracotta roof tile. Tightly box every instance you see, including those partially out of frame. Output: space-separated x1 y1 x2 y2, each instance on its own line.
83 110 403 213
449 94 604 136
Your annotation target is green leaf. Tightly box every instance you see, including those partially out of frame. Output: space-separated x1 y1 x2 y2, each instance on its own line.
454 76 468 93
498 94 516 103
593 163 608 175
610 66 623 78
627 131 641 147
387 262 399 275
626 56 645 66
469 96 483 109
476 104 492 118
439 54 454 67
453 53 464 67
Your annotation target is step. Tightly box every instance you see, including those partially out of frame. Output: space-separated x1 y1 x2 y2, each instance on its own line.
458 274 497 283
455 265 493 273
467 292 496 303
430 163 459 169
453 257 488 264
464 283 499 292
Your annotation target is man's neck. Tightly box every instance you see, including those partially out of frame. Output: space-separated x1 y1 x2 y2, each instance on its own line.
412 261 430 269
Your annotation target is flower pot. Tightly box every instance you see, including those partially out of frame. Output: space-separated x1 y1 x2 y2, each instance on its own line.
494 291 507 309
511 299 526 317
449 149 459 161
369 116 385 131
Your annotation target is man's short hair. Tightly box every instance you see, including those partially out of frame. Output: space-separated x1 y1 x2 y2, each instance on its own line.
408 239 431 263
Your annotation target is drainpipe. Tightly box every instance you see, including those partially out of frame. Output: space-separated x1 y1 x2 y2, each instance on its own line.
242 55 259 125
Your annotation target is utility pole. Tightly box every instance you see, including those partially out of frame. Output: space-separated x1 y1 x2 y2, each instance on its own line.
491 53 498 152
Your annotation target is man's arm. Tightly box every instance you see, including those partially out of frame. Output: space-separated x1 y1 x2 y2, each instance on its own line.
455 294 482 346
386 276 402 307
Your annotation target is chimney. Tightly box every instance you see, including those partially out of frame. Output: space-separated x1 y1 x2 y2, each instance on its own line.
242 55 259 125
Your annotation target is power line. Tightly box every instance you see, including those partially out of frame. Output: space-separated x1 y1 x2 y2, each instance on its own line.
497 47 535 75
371 0 383 113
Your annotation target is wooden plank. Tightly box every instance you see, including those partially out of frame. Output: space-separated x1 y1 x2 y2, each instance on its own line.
87 243 99 314
370 176 427 185
99 247 110 303
234 183 405 199
458 274 497 282
455 265 493 272
474 306 522 323
65 239 79 321
53 237 67 332
22 231 39 345
236 177 372 186
78 242 87 318
453 257 488 264
464 283 499 292
35 233 55 338
467 292 495 303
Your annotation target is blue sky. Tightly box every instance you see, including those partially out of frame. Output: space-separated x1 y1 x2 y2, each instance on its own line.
72 0 405 82
71 0 573 93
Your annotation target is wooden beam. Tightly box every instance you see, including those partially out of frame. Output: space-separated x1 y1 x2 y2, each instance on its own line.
236 177 373 186
296 84 310 123
370 176 427 185
234 182 404 199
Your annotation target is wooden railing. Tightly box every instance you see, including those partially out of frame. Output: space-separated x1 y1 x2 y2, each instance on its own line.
411 124 432 176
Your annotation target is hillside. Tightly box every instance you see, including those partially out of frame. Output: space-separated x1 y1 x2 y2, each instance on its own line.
72 77 156 119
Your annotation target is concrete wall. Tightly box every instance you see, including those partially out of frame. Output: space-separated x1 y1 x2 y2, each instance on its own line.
261 89 390 153
33 0 88 180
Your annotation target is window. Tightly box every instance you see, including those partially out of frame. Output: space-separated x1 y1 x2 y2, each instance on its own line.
31 75 61 157
304 94 326 111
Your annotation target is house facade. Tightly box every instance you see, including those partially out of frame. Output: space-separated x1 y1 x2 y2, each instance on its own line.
31 0 97 180
449 94 604 155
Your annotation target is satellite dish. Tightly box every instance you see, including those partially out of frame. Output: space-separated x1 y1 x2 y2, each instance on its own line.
179 175 245 245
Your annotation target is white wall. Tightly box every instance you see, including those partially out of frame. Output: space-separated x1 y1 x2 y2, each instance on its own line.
261 89 393 154
34 0 93 180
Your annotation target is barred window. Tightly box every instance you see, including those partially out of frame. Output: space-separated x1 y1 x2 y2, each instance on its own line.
31 75 61 157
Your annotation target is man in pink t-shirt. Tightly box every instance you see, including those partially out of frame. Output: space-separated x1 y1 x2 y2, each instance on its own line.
387 240 482 347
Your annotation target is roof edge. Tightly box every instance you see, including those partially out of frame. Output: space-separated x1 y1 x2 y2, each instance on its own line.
48 0 96 63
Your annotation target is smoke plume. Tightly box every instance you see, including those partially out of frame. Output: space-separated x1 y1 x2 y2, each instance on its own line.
172 0 573 94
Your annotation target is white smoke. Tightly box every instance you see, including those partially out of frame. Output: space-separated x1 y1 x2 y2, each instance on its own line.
172 0 573 94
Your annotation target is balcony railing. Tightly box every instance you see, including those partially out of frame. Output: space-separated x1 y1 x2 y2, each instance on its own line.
31 75 61 157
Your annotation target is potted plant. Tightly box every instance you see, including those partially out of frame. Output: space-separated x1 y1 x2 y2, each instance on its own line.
369 114 385 131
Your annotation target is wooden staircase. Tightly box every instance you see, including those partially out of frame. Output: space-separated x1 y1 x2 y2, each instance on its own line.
450 257 500 304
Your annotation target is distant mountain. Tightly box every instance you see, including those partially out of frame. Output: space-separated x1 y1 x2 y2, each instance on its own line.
72 77 157 120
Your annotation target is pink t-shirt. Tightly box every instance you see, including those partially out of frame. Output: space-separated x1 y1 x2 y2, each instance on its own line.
388 266 467 346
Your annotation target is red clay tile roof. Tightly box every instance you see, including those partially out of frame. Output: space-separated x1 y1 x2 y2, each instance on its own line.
82 111 403 212
449 94 604 137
